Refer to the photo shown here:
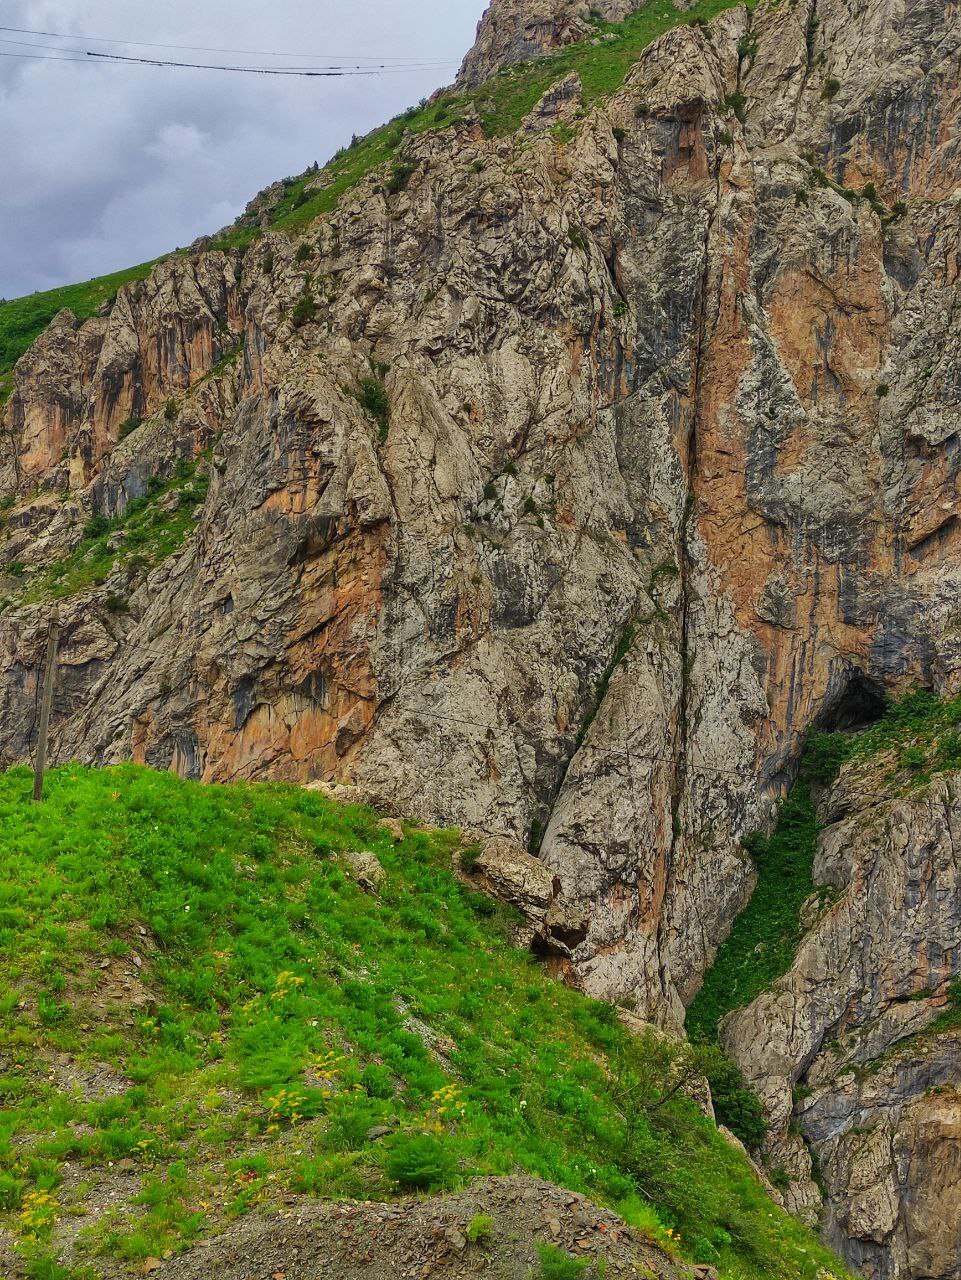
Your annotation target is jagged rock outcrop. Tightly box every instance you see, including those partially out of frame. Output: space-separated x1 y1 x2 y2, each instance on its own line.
723 757 961 1279
2 0 961 1272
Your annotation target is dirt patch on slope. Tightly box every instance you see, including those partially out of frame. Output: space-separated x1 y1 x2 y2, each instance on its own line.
161 1177 695 1280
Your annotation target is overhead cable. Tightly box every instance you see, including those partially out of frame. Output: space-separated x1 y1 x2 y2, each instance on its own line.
0 24 456 66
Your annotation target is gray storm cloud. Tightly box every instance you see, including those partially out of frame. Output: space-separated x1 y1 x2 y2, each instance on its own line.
0 0 483 298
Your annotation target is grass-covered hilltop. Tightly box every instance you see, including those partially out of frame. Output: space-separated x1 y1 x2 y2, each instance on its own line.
0 764 849 1280
0 0 756 400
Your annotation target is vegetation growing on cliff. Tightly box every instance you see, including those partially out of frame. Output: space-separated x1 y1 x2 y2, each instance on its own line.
813 689 961 789
2 458 209 608
1 765 849 1280
688 690 961 1043
686 782 823 1043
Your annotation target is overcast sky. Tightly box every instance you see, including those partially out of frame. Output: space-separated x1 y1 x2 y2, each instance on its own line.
0 0 485 299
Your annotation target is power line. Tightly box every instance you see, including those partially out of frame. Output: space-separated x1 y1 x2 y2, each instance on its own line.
85 52 445 76
0 48 454 76
0 33 452 72
0 50 88 63
0 24 457 66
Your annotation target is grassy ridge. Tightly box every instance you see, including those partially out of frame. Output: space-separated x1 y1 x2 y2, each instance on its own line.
0 261 161 386
240 0 756 241
1 765 849 1280
1 0 753 380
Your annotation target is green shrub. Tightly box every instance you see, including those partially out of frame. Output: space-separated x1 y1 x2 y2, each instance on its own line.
802 730 855 785
466 1212 493 1244
83 514 111 540
118 415 143 440
6 560 26 577
460 843 483 873
359 1063 395 1098
295 243 313 264
722 90 747 122
0 1171 25 1210
901 744 927 772
876 382 889 397
386 161 418 195
938 731 961 769
821 77 841 100
292 289 317 329
703 1054 767 1148
535 1243 588 1280
385 1132 457 1190
358 376 390 443
163 399 178 422
325 1100 380 1151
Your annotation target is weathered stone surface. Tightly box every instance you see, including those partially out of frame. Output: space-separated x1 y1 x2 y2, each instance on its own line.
473 835 559 917
342 849 386 892
723 762 961 1278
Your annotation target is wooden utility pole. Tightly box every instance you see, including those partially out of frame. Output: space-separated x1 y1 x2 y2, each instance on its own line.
32 615 60 803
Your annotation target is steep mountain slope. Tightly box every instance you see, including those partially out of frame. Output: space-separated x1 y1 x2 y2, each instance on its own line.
1 0 960 1275
719 697 961 1280
0 764 844 1280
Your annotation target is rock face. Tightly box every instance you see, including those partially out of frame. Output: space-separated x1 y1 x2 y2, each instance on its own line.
2 0 961 1273
723 758 961 1279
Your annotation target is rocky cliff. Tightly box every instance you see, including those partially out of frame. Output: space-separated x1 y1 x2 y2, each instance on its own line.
724 741 961 1280
1 0 960 1275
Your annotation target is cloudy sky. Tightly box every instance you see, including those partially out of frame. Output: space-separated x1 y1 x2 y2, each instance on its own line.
0 0 485 300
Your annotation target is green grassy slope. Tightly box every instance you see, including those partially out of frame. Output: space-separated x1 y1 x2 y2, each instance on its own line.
1 765 849 1280
0 261 161 390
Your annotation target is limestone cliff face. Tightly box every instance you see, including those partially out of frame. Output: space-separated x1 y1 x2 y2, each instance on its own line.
1 0 961 1273
723 758 961 1280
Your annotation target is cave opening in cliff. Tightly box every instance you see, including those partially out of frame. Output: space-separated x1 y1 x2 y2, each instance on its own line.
817 673 888 733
